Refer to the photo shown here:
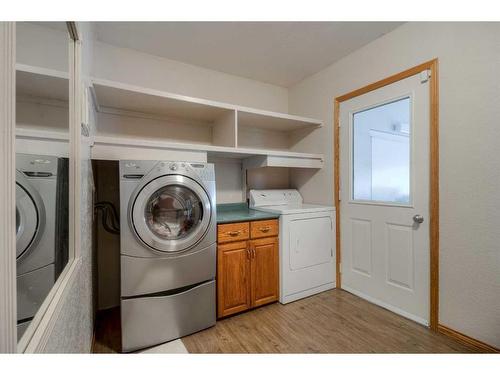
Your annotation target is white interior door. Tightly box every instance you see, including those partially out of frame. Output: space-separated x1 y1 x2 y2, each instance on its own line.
339 71 430 325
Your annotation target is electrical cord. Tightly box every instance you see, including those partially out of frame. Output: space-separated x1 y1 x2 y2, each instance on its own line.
94 201 120 235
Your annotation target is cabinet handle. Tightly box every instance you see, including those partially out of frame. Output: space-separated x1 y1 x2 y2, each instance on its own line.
246 248 251 260
227 230 241 237
247 245 255 259
259 226 271 233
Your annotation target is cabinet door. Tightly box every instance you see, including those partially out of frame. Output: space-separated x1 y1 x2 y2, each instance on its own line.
250 237 279 307
217 241 251 318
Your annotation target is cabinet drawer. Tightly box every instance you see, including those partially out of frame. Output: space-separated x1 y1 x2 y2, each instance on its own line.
250 219 279 239
218 222 250 243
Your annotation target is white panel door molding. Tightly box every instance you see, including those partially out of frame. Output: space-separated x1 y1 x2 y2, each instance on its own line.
0 21 17 353
339 72 430 325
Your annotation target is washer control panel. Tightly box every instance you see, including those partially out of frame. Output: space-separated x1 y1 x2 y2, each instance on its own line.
120 160 215 181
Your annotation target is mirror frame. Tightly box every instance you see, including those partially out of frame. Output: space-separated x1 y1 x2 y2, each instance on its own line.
0 21 83 353
0 21 17 353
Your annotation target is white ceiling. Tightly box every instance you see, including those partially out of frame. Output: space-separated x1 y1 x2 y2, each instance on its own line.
95 22 403 88
31 22 68 33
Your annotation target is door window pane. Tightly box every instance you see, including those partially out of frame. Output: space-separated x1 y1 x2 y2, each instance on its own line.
352 97 411 204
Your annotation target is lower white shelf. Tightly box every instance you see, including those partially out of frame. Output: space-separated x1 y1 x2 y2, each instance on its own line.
242 155 323 169
91 135 324 168
16 128 69 158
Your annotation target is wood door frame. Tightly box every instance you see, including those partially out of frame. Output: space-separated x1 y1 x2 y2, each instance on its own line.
333 59 439 331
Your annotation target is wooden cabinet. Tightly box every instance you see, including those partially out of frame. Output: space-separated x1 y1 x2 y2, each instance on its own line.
250 219 279 239
250 237 279 307
218 222 250 243
217 241 251 317
217 219 279 318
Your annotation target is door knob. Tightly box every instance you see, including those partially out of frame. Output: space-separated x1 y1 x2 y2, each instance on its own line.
413 214 424 224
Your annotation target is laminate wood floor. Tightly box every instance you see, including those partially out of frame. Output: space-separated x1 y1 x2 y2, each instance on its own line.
92 289 475 353
182 289 475 353
93 307 122 353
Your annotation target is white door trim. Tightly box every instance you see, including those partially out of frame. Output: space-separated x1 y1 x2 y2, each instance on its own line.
0 21 17 353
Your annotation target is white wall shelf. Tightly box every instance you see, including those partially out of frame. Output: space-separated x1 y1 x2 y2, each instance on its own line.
90 78 322 131
89 78 324 168
13 66 323 168
242 155 323 169
15 65 70 157
16 128 69 158
16 64 69 104
91 78 234 125
237 108 322 131
91 135 324 168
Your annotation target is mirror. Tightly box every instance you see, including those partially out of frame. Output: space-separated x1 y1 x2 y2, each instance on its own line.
15 22 71 344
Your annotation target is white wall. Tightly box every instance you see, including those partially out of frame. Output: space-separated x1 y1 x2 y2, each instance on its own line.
288 22 500 348
16 23 69 72
247 167 290 198
208 157 245 204
92 40 288 113
16 101 68 132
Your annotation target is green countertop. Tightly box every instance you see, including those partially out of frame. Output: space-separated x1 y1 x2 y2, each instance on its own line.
216 203 280 224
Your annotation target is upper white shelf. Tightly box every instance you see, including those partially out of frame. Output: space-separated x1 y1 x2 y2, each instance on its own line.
16 64 69 103
91 78 233 124
90 78 322 131
237 108 322 131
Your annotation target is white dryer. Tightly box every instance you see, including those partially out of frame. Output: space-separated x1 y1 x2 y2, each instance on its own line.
16 154 60 338
250 189 336 304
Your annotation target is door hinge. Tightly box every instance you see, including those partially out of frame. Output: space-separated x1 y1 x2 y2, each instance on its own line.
338 189 341 201
339 263 342 273
420 69 431 83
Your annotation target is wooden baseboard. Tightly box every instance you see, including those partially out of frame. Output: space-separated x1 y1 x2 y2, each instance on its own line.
438 324 499 353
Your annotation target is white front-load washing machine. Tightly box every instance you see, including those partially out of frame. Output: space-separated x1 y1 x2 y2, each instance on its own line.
119 160 216 352
16 153 63 339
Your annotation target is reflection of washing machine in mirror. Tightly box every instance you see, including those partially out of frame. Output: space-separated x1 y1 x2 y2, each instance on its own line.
15 153 68 340
120 160 216 352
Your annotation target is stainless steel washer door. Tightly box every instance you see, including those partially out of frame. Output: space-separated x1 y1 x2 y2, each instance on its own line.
16 171 45 260
131 175 212 253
